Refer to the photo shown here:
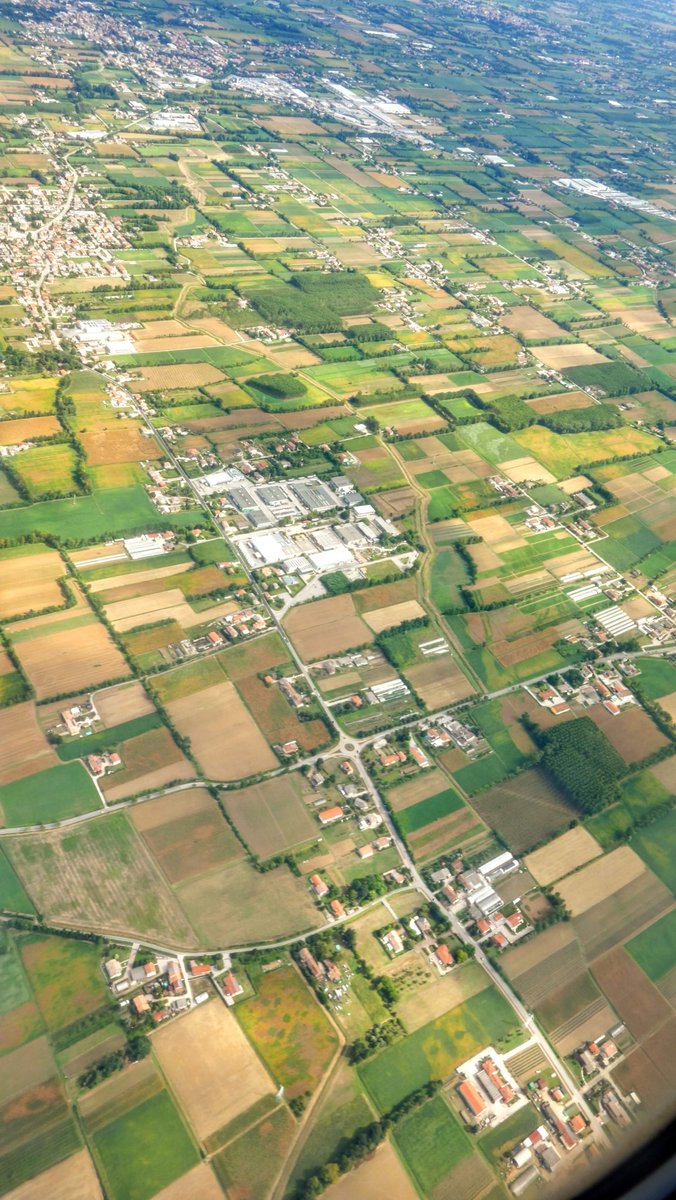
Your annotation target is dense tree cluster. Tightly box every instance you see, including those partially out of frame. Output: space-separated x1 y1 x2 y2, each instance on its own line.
540 717 625 813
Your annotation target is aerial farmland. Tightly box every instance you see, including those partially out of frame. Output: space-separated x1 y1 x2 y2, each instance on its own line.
0 0 674 1196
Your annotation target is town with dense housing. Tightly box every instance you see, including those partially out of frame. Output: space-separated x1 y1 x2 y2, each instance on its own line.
0 0 674 1198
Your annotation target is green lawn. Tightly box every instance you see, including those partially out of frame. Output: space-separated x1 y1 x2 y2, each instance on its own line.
359 987 523 1112
478 1103 540 1164
0 762 101 826
94 1091 198 1200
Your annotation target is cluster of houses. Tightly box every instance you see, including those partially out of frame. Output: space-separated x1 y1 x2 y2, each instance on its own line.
576 1035 620 1076
165 602 270 664
422 713 485 755
528 663 637 719
103 950 243 1021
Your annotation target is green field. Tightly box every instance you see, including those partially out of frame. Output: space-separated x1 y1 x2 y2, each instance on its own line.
633 658 676 700
398 787 464 835
626 909 676 982
0 848 35 913
0 762 101 826
0 486 158 543
393 1094 471 1194
0 1118 81 1198
631 810 676 893
20 934 108 1031
359 987 522 1112
0 932 32 1017
94 1091 198 1200
429 548 472 611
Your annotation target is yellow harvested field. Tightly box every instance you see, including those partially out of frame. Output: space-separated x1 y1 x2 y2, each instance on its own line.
556 846 647 916
559 475 593 495
93 680 155 725
3 1151 103 1200
325 1140 418 1200
362 599 426 633
501 456 556 485
525 827 603 886
0 415 61 444
15 621 130 700
134 334 217 354
133 363 224 391
133 319 188 339
0 701 57 785
534 343 608 368
396 959 488 1032
168 680 277 780
105 589 237 632
284 594 373 660
151 1165 223 1200
153 1001 274 1140
70 542 125 566
0 547 64 619
89 563 191 594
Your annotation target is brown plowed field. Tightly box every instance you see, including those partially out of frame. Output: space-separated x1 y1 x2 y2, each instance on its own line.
168 681 277 781
284 595 373 660
0 548 64 619
591 946 673 1041
525 827 602 887
15 620 130 700
0 703 57 786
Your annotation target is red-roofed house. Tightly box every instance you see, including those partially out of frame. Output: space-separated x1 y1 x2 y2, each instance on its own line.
318 805 344 826
330 898 346 919
435 943 454 969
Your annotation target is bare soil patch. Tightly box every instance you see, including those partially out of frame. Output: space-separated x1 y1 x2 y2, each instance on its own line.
0 702 57 786
284 595 372 660
132 787 243 882
151 1164 223 1200
592 946 673 1041
94 680 155 725
362 599 426 633
325 1139 418 1200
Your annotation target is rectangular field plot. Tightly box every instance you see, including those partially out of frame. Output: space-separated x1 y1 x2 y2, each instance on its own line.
167 680 278 781
574 871 674 960
223 774 316 859
630 809 676 894
627 909 676 984
92 1090 198 1200
212 1105 296 1200
0 703 58 789
470 767 576 855
556 846 647 916
236 966 339 1100
283 593 373 660
0 1149 103 1200
19 936 108 1033
11 615 130 701
359 986 523 1112
100 727 197 803
0 762 101 827
591 946 672 1041
176 860 317 946
131 788 243 882
0 545 66 620
8 816 196 947
525 827 602 887
153 1001 274 1143
393 1094 474 1198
